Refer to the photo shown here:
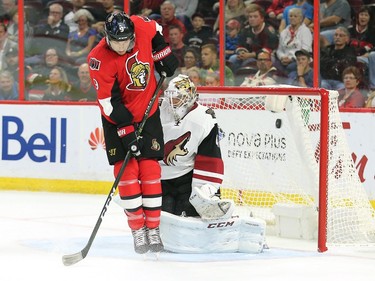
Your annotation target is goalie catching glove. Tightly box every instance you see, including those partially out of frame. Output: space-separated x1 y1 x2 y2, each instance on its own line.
189 184 235 220
117 124 142 157
264 95 289 113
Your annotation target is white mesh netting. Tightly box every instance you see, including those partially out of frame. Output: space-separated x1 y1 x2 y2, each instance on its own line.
197 88 375 246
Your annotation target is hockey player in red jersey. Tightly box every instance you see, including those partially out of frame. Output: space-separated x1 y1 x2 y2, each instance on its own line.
159 74 233 219
87 12 178 254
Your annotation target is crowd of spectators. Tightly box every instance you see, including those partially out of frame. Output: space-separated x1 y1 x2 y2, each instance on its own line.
0 0 374 107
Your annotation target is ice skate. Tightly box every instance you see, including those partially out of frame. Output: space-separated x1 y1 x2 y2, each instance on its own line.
146 227 164 253
131 226 149 254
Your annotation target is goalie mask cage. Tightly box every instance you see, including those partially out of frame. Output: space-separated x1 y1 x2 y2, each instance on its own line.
197 86 375 252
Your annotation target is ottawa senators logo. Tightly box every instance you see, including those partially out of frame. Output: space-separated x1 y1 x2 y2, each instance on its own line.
151 138 161 151
126 51 150 90
163 132 191 165
89 58 101 70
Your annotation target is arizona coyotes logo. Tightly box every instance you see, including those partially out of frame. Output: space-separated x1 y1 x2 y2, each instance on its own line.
89 58 101 70
163 132 191 165
126 51 150 90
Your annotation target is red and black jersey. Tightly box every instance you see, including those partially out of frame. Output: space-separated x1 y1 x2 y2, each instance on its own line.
88 15 161 125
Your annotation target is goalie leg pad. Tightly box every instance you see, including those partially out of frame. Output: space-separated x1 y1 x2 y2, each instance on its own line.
159 211 267 253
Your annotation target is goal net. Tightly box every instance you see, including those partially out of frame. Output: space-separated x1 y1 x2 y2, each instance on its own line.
197 86 375 251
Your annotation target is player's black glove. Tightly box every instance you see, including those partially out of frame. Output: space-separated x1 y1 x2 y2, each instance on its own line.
117 124 141 157
153 45 179 77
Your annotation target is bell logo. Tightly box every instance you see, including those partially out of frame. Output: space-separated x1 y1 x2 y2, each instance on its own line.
89 127 106 150
1 116 67 163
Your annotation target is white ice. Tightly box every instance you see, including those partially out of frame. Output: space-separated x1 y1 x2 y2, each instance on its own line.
1 190 374 281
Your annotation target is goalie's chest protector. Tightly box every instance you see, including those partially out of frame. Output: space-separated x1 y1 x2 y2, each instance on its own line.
160 102 214 180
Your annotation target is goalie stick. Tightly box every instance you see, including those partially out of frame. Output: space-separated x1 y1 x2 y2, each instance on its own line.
62 72 167 266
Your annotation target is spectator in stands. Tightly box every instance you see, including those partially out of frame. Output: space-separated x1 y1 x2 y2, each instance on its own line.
204 70 220 86
91 0 117 36
279 0 313 33
26 48 75 100
228 4 279 72
175 48 200 76
3 46 17 79
131 0 164 17
349 6 375 64
320 26 357 90
42 66 72 101
64 0 86 33
7 7 33 46
68 62 96 101
266 0 294 21
169 0 198 30
0 69 18 100
275 8 312 75
196 0 217 18
212 0 247 34
365 91 375 107
313 0 351 47
225 19 241 60
348 6 375 91
287 49 315 87
65 9 97 65
28 3 69 65
187 66 203 86
183 12 213 52
169 25 188 68
156 1 186 43
200 43 234 86
0 0 15 21
240 49 283 87
0 22 17 71
368 53 375 92
4 47 31 82
337 66 366 108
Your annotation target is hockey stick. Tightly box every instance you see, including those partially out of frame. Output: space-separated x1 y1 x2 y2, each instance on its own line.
62 72 167 266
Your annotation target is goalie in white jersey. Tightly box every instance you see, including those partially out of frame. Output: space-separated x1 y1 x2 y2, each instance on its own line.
159 74 233 219
158 75 267 254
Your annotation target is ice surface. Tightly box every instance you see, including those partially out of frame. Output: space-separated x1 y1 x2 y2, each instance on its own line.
1 190 374 281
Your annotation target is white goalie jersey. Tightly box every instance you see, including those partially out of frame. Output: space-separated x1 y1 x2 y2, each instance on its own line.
159 99 224 190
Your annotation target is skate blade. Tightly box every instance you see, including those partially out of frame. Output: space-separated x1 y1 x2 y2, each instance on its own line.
142 250 163 261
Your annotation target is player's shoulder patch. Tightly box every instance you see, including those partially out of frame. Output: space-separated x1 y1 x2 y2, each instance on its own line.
89 57 101 71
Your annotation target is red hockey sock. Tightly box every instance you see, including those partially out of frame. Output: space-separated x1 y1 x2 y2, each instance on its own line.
139 159 162 229
114 158 144 230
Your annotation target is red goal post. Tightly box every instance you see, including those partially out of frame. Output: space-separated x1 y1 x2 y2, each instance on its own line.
196 86 375 252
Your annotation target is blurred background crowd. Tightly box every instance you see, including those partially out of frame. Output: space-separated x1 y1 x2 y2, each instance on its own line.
0 0 374 108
